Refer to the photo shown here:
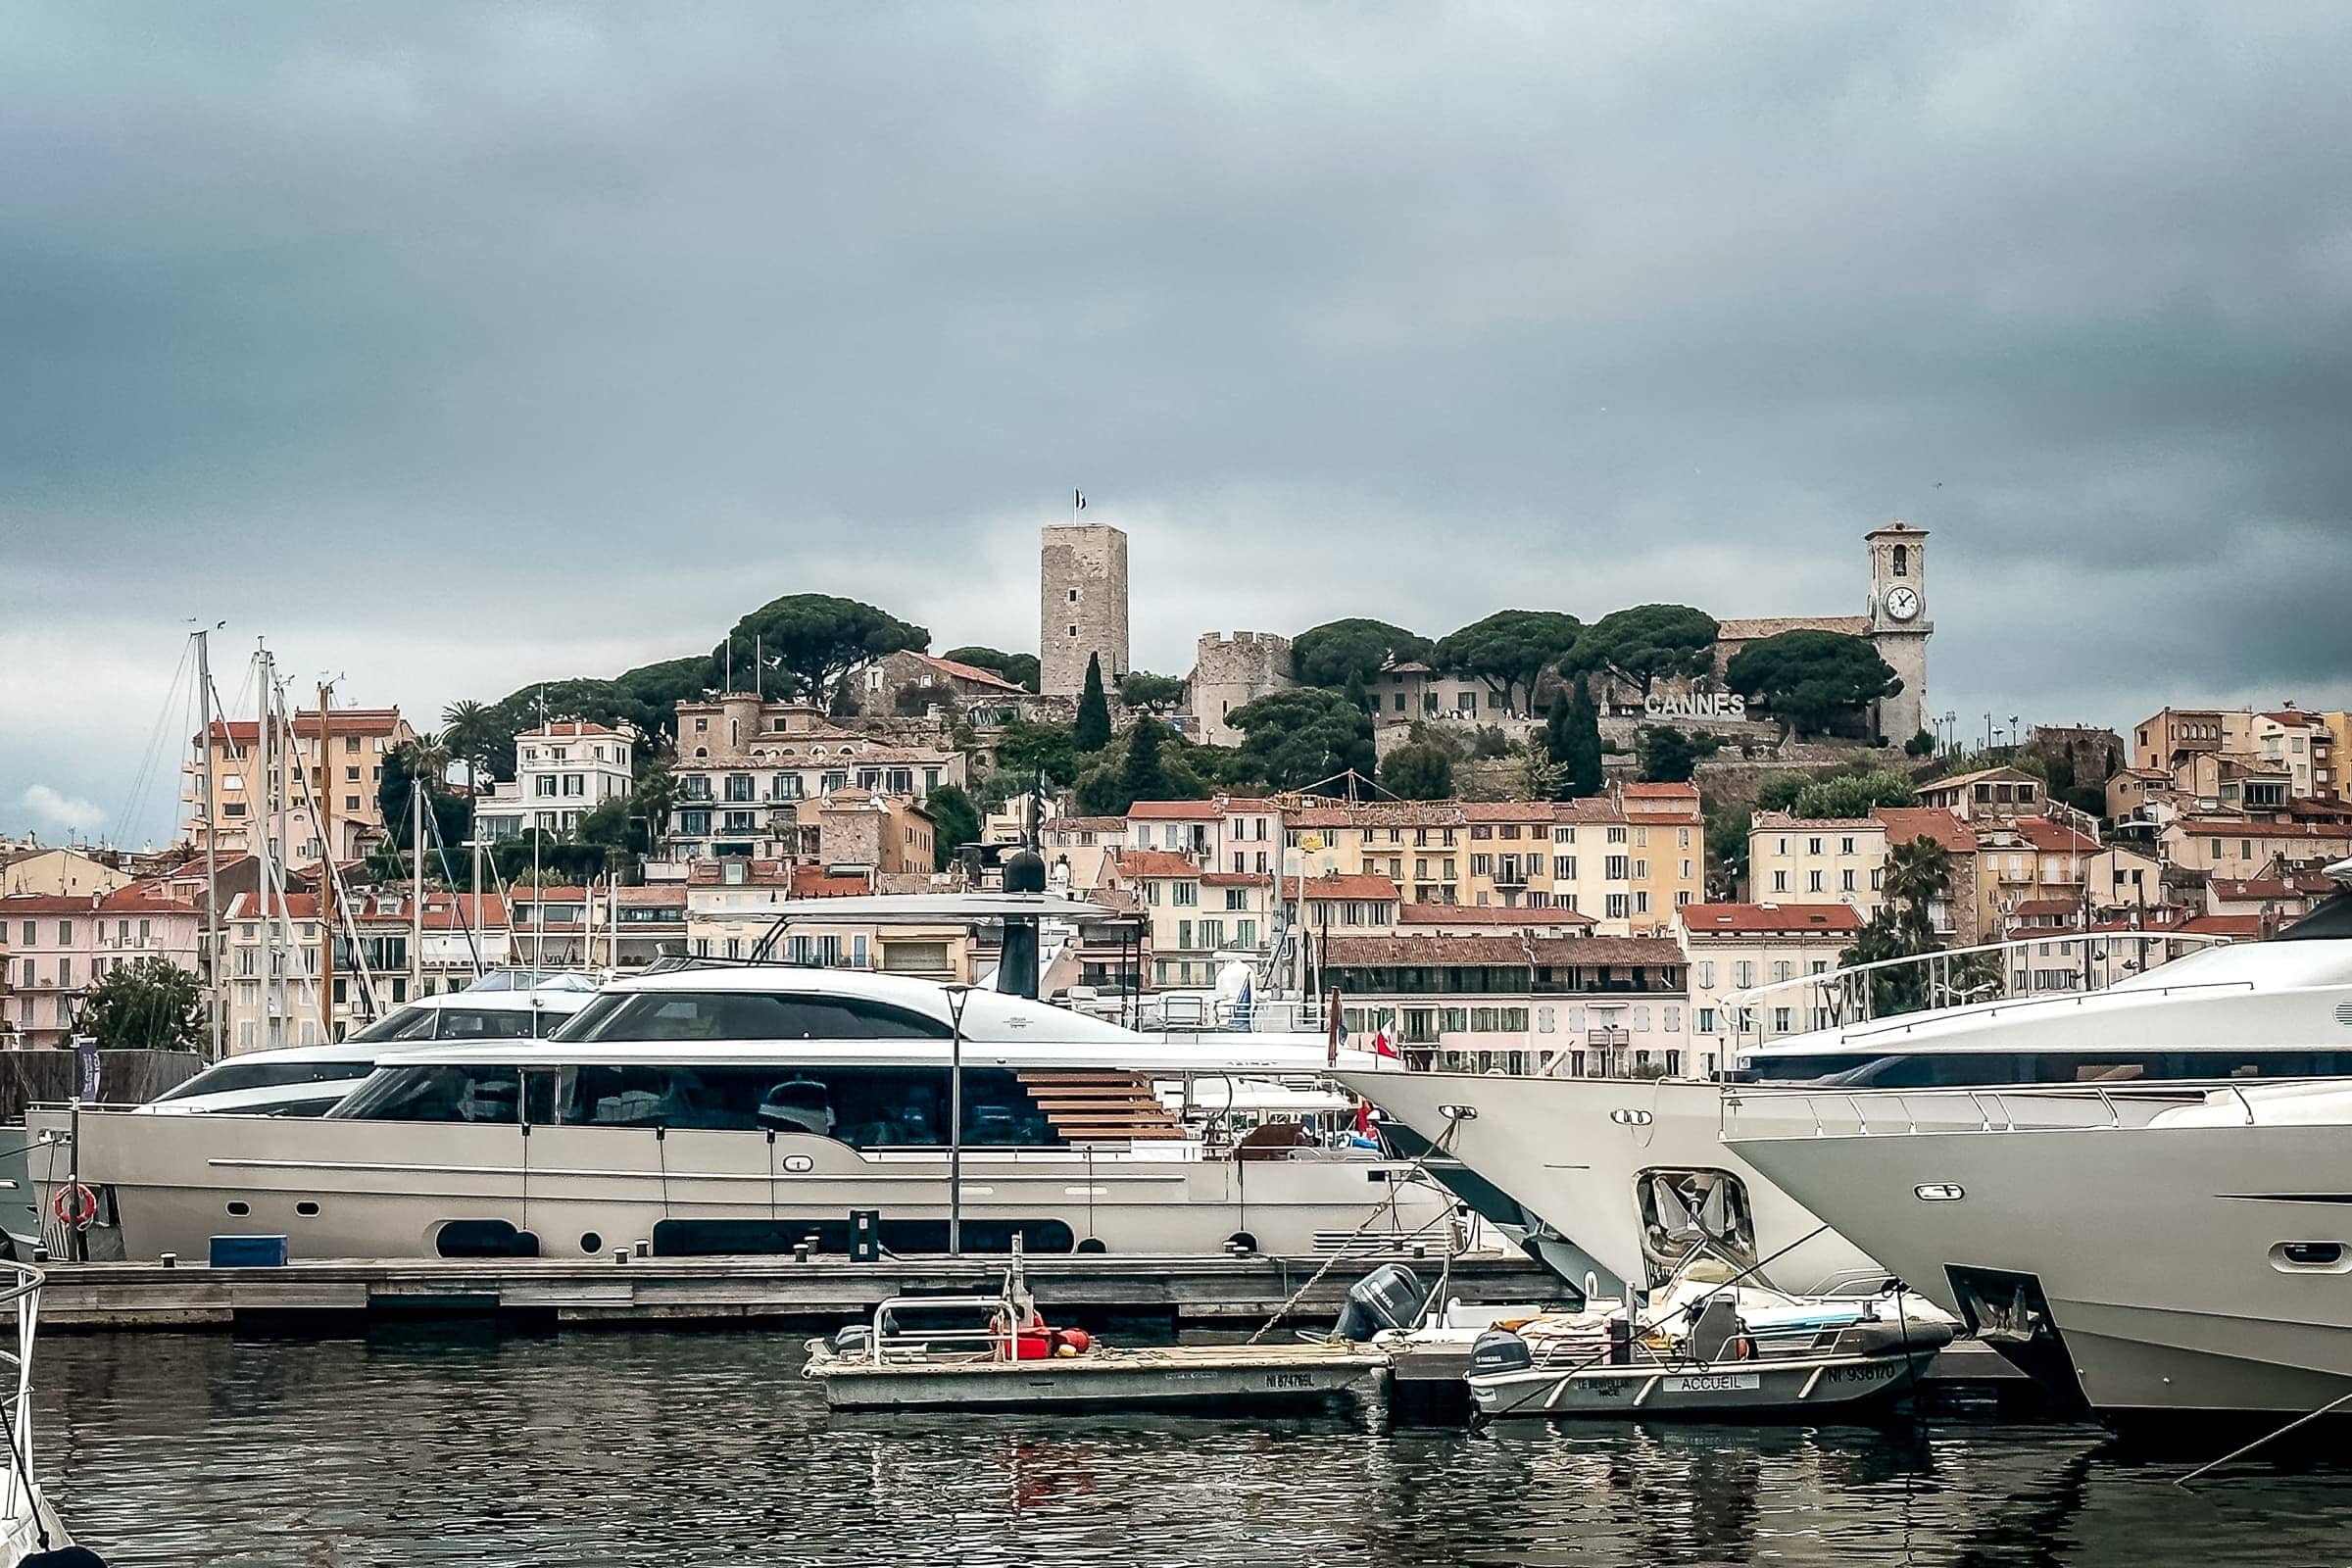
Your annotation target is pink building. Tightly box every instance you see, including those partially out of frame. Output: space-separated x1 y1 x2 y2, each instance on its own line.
1 882 204 1050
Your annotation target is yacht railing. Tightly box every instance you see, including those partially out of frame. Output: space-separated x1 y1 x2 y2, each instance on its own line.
1719 929 2233 1049
1720 1078 2306 1142
0 1262 43 1548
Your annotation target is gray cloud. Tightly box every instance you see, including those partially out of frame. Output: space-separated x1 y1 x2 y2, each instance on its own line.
5 2 2350 841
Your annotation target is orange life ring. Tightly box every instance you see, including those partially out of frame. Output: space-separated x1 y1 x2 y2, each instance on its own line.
53 1183 97 1229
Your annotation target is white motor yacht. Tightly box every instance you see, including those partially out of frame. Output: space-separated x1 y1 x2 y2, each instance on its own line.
1343 896 2352 1298
32 966 1458 1264
136 983 596 1117
1727 1077 2352 1437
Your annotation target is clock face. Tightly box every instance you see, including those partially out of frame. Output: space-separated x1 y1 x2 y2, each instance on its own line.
1884 586 1921 622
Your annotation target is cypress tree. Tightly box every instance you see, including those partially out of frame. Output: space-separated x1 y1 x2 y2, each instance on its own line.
1558 674 1605 800
1119 715 1168 807
1344 667 1372 716
1075 653 1112 751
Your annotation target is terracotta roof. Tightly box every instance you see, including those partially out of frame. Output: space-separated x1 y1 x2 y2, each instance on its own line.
1870 807 1973 854
2181 913 2265 937
1621 782 1701 800
1458 802 1558 822
0 894 112 915
1920 765 2040 793
1115 850 1201 880
1994 819 2098 855
1300 872 1400 902
909 653 1027 694
1126 801 1222 820
2210 878 2299 902
2262 710 2318 727
792 868 875 899
2007 898 2080 918
1715 616 1870 641
203 710 408 745
1382 661 1434 675
1677 902 1860 935
1200 871 1273 888
1397 903 1595 928
2171 818 2352 842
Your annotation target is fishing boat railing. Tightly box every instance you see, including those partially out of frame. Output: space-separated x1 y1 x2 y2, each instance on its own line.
861 1292 1025 1365
0 1262 44 1544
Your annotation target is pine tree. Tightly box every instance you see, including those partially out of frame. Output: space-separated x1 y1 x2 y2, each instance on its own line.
1075 653 1112 751
1119 715 1168 807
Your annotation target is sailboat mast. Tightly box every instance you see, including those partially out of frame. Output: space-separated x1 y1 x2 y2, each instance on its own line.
410 761 424 1003
195 628 221 1059
255 645 280 1049
317 681 336 1040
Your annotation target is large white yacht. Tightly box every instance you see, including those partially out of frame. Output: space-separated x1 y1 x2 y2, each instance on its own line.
1341 906 2352 1298
1728 1077 2352 1436
31 966 1457 1264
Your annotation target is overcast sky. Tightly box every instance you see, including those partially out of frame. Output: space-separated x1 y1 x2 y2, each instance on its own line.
7 3 2350 847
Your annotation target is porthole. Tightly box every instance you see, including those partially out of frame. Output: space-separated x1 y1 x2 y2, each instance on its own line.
581 1232 604 1255
2272 1241 2351 1273
295 1201 320 1217
225 1201 250 1217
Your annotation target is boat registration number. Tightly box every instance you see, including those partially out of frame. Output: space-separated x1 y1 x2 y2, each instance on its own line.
1665 1373 1761 1394
1264 1372 1317 1390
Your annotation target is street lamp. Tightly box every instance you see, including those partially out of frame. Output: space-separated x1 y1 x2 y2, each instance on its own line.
943 982 976 1258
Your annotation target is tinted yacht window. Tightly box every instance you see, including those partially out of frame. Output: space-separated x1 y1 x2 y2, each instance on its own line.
560 992 951 1042
154 1058 376 1102
329 1064 524 1122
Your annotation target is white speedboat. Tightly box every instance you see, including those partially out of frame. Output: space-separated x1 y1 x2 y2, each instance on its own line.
32 966 1457 1264
1339 906 2352 1298
135 983 596 1117
1729 1077 2352 1438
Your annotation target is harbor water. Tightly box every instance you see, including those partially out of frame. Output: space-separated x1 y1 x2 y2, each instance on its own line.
33 1329 2352 1566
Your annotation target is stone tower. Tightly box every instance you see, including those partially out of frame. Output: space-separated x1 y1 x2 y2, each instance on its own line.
1040 524 1130 699
1188 631 1295 747
1864 520 1931 747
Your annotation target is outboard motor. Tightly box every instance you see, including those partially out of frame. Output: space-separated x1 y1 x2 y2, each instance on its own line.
1329 1263 1427 1342
1470 1329 1533 1376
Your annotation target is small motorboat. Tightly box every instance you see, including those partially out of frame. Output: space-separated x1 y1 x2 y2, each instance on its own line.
802 1248 1387 1412
1462 1260 1955 1421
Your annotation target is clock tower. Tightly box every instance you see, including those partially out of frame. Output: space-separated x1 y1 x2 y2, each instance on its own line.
1865 520 1931 748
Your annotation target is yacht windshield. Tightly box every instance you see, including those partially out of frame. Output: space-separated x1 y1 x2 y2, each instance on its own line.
551 991 950 1042
153 1057 377 1102
346 1004 549 1043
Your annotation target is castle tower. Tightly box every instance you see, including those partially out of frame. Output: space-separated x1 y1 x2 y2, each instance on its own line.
1188 631 1295 747
1864 520 1931 747
1040 524 1130 699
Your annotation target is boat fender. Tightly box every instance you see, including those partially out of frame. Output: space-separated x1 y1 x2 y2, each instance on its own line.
1730 1335 1756 1361
1054 1327 1092 1356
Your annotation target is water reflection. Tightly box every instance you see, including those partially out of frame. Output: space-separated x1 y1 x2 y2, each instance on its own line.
28 1332 2352 1567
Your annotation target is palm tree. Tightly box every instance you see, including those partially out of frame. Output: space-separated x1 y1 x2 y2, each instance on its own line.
400 730 454 787
1882 834 1949 923
440 700 494 780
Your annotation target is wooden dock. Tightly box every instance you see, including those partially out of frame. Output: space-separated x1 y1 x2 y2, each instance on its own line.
30 1252 1562 1334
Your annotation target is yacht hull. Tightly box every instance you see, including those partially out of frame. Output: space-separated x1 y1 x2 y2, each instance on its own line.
1338 1070 1875 1294
1732 1120 2352 1424
27 1108 1457 1264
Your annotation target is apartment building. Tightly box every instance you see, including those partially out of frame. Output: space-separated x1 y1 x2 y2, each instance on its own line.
1747 815 1887 909
185 708 416 865
682 861 974 979
0 846 130 900
0 883 203 1049
474 720 637 841
1124 798 1283 878
1113 849 1275 987
505 884 687 971
1915 766 2046 821
666 696 961 862
2160 816 2352 880
1676 902 1860 1065
1325 934 1690 1077
1282 786 1702 937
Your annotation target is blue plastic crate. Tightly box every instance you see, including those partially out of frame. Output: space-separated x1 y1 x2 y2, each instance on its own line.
209 1235 289 1268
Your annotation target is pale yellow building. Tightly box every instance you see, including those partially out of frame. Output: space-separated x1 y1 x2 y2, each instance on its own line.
186 708 416 866
0 846 131 899
1676 901 1862 1067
